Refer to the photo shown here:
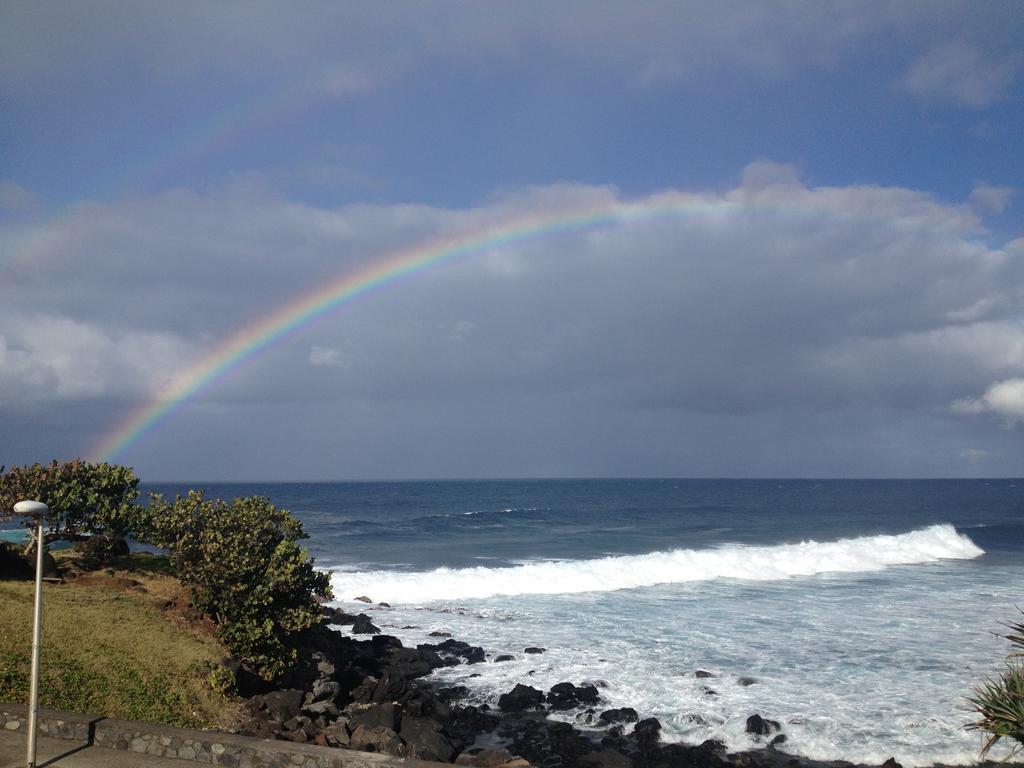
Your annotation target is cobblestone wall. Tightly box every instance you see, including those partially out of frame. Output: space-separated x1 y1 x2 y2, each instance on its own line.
0 705 95 741
0 703 443 768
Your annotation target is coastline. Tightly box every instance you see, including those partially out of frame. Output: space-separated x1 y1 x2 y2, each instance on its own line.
0 545 1014 768
236 603 1014 768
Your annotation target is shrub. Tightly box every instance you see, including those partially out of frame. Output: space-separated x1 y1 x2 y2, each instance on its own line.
140 491 332 681
71 535 131 571
967 611 1024 758
207 664 237 696
0 460 140 539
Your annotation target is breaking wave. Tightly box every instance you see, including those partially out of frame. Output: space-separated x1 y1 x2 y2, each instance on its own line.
329 524 982 603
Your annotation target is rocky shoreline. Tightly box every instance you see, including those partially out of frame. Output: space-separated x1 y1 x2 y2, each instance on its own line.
233 603 924 768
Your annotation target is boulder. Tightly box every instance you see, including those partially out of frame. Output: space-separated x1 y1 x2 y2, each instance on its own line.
253 689 304 723
315 656 336 677
745 713 781 736
493 654 515 662
303 700 340 719
311 678 341 703
448 705 500 741
437 685 471 703
401 690 452 721
282 715 316 743
400 716 459 762
599 708 639 724
547 682 600 710
350 676 380 705
429 638 487 664
371 670 410 703
389 646 443 678
694 670 717 678
0 543 32 579
352 614 381 634
320 720 350 747
370 634 403 653
633 717 661 744
349 724 403 754
354 595 373 603
322 606 358 625
498 684 544 712
524 647 546 654
348 702 400 732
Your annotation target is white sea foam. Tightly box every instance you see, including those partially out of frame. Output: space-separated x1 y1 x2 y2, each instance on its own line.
329 524 982 603
328 547 1014 766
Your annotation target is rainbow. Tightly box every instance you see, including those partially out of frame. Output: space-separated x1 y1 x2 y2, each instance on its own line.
91 192 845 462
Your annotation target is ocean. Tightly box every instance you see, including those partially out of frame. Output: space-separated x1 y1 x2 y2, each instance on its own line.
142 478 1024 766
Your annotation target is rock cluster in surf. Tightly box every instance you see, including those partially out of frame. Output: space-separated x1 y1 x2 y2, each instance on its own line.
234 604 894 768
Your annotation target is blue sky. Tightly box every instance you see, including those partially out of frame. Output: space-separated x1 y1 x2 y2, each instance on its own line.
1 2 1022 479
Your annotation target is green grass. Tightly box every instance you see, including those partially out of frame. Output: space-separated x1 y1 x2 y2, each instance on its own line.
0 573 242 729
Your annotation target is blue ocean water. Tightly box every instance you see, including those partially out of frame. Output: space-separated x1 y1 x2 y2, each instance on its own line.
143 479 1024 765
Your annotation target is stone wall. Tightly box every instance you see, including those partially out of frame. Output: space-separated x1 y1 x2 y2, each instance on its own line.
0 703 448 768
0 704 96 741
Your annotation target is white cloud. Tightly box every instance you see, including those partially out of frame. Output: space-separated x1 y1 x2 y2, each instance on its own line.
901 41 1023 108
967 183 1014 215
0 313 193 406
2 166 1022 432
952 379 1024 424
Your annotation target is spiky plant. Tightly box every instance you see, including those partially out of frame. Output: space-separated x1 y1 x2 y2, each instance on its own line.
967 612 1024 759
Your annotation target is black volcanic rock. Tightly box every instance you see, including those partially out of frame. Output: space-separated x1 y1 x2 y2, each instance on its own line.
348 702 400 732
547 682 601 710
599 708 639 724
426 638 487 665
746 713 781 736
352 614 381 634
252 689 304 723
498 683 545 712
322 606 358 625
633 717 661 745
400 716 459 762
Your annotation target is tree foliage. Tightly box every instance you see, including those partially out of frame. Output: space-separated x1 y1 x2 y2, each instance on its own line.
0 460 140 538
139 491 332 681
967 611 1024 759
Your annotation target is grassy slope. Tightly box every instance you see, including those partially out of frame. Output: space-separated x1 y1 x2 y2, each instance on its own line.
0 554 243 729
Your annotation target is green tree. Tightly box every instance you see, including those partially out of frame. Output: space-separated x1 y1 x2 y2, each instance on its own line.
0 460 140 540
967 612 1024 759
140 491 332 680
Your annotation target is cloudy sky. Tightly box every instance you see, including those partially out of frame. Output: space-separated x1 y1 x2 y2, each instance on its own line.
1 1 1022 480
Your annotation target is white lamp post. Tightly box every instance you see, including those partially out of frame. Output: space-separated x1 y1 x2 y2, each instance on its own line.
13 500 48 768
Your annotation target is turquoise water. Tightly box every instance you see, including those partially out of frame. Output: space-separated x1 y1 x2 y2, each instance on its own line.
0 528 29 544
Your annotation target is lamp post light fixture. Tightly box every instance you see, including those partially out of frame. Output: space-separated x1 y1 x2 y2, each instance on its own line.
13 500 48 768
